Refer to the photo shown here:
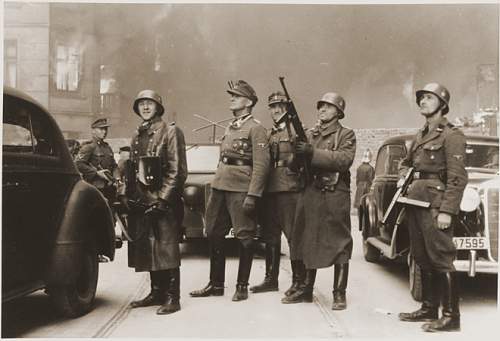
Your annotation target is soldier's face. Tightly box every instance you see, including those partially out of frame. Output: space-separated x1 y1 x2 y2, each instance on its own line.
418 93 442 117
318 102 339 123
92 127 108 140
229 94 252 114
269 103 287 122
138 99 158 120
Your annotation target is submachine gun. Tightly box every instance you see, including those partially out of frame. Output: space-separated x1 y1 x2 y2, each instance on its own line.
382 167 430 224
277 76 311 183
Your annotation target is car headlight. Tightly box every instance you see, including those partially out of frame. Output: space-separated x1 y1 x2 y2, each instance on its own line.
460 187 481 212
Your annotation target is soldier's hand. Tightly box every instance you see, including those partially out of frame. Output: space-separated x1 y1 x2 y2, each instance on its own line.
242 195 257 215
437 212 452 230
295 142 313 156
146 199 170 217
118 195 130 213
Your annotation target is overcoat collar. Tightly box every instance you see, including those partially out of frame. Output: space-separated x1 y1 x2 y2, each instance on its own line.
318 119 341 137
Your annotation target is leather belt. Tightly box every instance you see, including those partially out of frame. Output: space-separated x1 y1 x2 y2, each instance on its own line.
220 156 252 166
274 159 290 168
413 171 441 180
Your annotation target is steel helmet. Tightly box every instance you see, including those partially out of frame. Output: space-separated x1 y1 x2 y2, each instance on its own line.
416 83 450 115
133 89 165 116
317 92 345 119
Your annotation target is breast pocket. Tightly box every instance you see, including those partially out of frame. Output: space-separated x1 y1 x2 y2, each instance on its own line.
423 143 445 164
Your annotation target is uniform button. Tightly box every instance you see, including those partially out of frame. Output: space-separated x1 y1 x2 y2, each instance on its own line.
430 155 435 160
135 141 138 145
134 151 138 154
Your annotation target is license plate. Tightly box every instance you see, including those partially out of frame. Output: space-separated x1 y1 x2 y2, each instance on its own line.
453 237 489 250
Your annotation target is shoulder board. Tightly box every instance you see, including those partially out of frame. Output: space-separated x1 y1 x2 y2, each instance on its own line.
252 118 261 124
170 121 176 126
81 140 93 146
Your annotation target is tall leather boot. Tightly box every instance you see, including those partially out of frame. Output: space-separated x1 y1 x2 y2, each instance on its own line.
422 272 460 332
281 269 316 304
284 259 306 297
399 269 439 322
232 240 254 302
157 268 181 315
332 263 349 310
130 271 164 308
249 242 280 293
190 241 225 297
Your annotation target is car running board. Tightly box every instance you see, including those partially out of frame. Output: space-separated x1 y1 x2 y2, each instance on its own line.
367 222 402 260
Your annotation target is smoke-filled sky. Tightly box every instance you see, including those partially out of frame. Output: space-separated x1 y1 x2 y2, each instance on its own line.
84 3 499 140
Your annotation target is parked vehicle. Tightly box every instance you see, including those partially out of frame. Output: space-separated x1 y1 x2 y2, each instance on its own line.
181 143 235 239
2 86 115 317
358 134 499 300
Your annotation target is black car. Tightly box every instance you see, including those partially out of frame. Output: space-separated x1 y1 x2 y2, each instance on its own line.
2 87 116 317
358 134 499 300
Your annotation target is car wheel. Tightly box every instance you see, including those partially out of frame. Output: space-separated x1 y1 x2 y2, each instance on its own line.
48 242 99 318
361 205 380 263
408 254 423 302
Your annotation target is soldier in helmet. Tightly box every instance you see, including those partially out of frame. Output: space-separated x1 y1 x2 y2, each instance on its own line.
398 83 467 332
249 91 306 297
282 92 356 311
190 80 270 302
117 89 187 315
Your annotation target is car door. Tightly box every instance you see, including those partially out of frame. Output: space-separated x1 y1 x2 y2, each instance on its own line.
373 143 406 240
2 95 70 293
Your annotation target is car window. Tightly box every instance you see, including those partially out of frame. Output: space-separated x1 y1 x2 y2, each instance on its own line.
3 97 57 156
465 143 499 171
186 144 220 173
375 144 405 176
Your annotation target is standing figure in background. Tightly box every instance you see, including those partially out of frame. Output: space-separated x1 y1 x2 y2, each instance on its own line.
353 149 375 209
190 80 270 302
250 91 305 298
118 89 187 315
282 92 356 311
398 83 467 332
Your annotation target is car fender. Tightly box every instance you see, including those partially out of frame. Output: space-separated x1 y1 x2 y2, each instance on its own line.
45 180 115 285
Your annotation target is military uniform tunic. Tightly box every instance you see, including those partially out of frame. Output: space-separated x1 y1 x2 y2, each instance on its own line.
399 117 467 272
120 116 187 272
259 124 303 258
205 114 270 241
293 120 356 269
76 137 119 189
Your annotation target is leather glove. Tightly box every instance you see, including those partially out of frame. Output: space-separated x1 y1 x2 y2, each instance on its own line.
437 212 452 230
242 195 257 216
295 142 313 156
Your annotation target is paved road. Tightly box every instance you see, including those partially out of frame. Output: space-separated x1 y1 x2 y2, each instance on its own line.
2 218 498 338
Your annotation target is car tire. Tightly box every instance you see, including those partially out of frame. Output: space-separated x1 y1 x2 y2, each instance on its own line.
361 205 380 263
48 242 99 318
408 254 423 302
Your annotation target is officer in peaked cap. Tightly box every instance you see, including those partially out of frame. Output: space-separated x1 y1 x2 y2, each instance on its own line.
75 117 120 262
283 91 356 312
190 80 270 302
76 117 119 195
117 89 187 316
398 83 467 332
249 91 306 298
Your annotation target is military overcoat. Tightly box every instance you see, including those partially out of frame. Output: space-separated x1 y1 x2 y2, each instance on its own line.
121 116 187 272
293 120 356 269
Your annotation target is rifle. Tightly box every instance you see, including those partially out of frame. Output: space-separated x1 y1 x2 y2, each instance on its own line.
381 167 430 224
278 76 311 183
